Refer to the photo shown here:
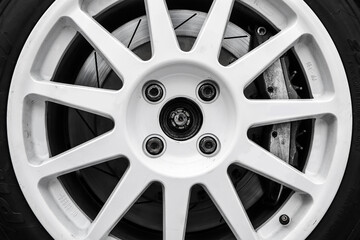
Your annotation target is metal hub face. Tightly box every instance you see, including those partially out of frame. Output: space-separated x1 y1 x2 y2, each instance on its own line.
160 97 203 141
6 1 353 240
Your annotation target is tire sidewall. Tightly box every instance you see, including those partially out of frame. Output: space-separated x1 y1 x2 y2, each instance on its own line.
303 1 360 238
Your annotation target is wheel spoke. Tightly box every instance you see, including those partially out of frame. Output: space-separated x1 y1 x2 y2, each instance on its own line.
246 99 336 127
204 174 258 240
35 132 120 181
226 22 306 89
28 80 118 118
234 141 319 196
66 7 143 80
193 0 235 59
164 183 191 240
86 167 150 239
145 0 179 57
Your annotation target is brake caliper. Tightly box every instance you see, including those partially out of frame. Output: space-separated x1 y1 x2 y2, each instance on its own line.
253 26 301 205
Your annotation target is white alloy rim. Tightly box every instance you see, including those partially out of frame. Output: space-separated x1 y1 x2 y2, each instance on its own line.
7 0 352 240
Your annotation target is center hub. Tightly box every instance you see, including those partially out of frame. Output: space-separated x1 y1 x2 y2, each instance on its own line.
160 97 203 141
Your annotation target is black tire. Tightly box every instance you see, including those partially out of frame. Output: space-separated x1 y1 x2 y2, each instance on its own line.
0 0 360 239
0 1 54 239
304 1 360 239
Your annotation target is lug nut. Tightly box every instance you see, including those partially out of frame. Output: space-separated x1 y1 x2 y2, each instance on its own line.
145 82 164 102
146 137 164 156
199 136 218 155
279 214 290 225
198 82 217 102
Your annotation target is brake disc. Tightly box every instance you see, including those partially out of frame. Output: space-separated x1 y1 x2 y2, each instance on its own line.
71 10 266 232
67 9 304 233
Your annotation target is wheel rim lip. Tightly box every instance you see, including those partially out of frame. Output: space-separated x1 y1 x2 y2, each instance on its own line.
6 1 353 240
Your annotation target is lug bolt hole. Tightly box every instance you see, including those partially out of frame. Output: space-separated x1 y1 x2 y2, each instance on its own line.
267 86 274 93
198 81 218 102
272 131 278 138
199 135 219 155
144 81 164 103
145 136 165 156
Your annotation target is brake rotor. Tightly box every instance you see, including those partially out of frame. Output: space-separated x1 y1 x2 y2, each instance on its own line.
69 10 266 233
63 8 308 235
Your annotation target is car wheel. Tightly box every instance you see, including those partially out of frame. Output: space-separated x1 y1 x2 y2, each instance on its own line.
1 0 360 239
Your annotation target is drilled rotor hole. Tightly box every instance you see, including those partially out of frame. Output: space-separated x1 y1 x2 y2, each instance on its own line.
272 131 278 138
